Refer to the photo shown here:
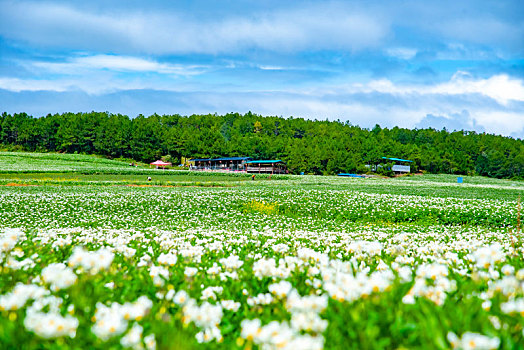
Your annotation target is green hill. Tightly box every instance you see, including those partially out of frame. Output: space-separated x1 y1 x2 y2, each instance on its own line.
0 152 134 173
1 111 523 178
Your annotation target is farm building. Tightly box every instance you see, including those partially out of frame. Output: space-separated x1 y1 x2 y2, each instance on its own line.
246 160 287 174
366 157 413 174
189 157 288 174
382 157 412 174
189 157 251 171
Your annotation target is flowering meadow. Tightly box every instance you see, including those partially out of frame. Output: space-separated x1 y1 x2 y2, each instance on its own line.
0 152 135 173
0 172 523 349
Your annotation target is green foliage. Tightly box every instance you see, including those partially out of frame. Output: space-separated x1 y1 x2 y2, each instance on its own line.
0 112 523 178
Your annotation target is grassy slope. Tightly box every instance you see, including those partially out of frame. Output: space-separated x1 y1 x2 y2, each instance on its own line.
0 152 133 172
0 151 522 200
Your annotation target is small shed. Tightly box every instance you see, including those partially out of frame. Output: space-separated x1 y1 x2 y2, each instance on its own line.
381 157 412 174
246 160 287 174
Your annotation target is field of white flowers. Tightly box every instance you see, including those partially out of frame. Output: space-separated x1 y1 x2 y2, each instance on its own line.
0 152 135 173
0 172 523 349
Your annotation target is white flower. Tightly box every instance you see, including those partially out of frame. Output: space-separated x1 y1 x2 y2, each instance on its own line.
247 293 273 306
500 298 524 315
144 334 157 350
92 309 128 341
286 291 328 314
220 300 241 312
206 263 221 275
0 283 49 311
157 252 178 266
219 255 244 270
149 265 169 287
41 263 77 291
501 264 514 276
92 296 152 341
24 310 79 339
290 311 328 333
120 323 143 349
195 326 222 343
347 240 383 256
269 280 293 298
68 246 114 274
184 267 198 277
173 290 189 305
417 263 448 280
447 331 500 350
200 286 223 300
182 301 223 342
252 258 292 279
472 244 505 269
0 228 23 254
6 257 35 271
397 266 413 282
240 319 261 340
288 334 324 350
165 289 176 301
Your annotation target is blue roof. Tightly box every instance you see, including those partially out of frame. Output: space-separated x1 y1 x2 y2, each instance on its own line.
190 157 251 162
246 160 284 164
338 173 365 178
382 157 413 163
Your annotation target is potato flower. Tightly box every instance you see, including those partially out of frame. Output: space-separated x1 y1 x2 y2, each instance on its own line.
447 331 500 350
41 263 77 291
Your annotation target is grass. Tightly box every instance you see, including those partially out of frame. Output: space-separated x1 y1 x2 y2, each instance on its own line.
0 173 254 184
0 151 131 171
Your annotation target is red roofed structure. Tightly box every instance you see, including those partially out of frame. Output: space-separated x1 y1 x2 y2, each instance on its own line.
149 160 172 169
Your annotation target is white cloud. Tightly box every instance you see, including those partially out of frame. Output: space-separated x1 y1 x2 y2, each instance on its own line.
1 70 523 137
434 73 524 105
258 65 286 71
472 110 524 137
0 1 388 54
28 55 206 76
0 77 72 92
1 85 523 137
355 73 524 105
253 99 425 129
0 74 152 94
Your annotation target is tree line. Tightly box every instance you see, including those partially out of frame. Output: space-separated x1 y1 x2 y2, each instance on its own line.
1 111 523 178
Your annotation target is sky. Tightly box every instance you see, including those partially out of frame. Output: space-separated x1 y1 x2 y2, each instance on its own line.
0 0 523 138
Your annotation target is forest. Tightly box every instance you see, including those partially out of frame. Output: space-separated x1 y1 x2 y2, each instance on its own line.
0 111 523 178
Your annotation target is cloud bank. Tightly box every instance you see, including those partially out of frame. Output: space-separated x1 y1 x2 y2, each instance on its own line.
1 81 523 138
0 1 388 54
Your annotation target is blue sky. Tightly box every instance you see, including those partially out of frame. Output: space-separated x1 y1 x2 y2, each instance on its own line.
1 0 523 137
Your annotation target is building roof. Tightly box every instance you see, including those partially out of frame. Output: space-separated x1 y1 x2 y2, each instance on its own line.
190 157 251 162
246 160 284 164
381 157 413 163
150 160 172 166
